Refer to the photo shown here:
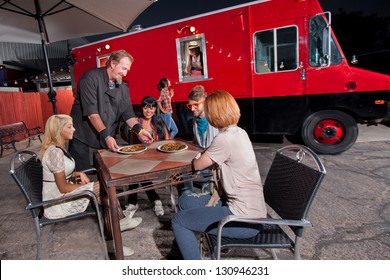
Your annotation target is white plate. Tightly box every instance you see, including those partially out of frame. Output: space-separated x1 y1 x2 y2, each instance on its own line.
117 144 147 154
157 143 188 153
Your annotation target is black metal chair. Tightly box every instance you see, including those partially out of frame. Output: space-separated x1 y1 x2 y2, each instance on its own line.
203 144 326 260
9 150 109 260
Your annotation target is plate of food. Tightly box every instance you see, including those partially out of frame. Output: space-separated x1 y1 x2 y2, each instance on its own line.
157 142 188 153
117 144 147 154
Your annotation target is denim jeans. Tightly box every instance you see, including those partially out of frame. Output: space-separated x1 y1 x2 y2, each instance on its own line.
171 194 261 260
161 112 178 138
177 169 211 196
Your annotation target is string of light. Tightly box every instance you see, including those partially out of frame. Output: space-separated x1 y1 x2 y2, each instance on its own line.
0 67 70 87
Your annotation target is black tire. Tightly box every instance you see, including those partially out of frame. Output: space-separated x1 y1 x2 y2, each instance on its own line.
301 110 358 155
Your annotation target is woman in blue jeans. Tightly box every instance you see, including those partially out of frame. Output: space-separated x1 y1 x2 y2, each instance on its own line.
171 90 267 260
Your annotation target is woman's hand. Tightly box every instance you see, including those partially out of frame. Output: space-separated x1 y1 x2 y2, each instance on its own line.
193 61 202 69
138 129 154 144
205 191 220 207
75 172 90 185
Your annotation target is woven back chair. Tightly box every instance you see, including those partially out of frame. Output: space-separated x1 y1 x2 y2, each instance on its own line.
203 144 326 260
9 150 108 259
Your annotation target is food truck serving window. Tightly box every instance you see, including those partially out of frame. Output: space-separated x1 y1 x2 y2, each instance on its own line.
176 34 208 82
254 26 298 74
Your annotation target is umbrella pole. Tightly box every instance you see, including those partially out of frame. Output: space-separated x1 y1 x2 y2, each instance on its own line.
40 42 58 115
35 0 57 114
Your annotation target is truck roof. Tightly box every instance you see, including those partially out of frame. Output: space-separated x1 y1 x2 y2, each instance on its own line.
71 0 270 50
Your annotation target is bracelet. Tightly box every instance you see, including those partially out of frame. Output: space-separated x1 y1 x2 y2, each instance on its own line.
132 123 143 135
99 128 110 140
137 128 144 136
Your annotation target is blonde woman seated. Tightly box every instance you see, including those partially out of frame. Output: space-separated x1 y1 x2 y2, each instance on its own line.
38 114 142 256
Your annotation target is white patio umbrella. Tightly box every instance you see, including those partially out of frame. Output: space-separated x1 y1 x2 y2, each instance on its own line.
0 0 157 113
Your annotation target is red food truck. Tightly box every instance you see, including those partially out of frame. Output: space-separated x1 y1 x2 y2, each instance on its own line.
70 0 390 154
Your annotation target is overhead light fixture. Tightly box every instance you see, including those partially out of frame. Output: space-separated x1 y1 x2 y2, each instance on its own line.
176 25 196 35
97 44 111 52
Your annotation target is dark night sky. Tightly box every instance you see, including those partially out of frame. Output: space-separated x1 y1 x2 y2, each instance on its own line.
319 0 389 17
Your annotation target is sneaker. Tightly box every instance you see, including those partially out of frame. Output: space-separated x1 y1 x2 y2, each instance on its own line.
123 203 138 218
153 200 164 216
106 240 134 257
120 216 142 232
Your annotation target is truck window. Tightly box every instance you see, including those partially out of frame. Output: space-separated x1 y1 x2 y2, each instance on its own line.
176 35 208 82
309 14 342 67
254 26 298 74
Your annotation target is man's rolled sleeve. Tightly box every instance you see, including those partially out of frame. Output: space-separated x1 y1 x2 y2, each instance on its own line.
79 75 99 117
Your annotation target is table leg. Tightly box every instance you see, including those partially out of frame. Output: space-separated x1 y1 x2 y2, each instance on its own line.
107 186 124 260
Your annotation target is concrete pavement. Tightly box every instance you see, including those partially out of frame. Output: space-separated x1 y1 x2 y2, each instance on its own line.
0 124 389 260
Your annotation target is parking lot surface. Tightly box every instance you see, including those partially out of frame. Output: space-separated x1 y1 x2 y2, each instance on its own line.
0 124 389 260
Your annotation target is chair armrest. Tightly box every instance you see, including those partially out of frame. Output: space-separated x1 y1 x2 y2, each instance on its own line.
214 215 312 259
80 168 97 174
26 190 99 210
219 215 312 228
26 126 42 136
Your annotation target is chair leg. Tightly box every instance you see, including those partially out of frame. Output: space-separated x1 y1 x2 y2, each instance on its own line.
170 186 178 213
34 218 42 260
95 206 109 259
294 236 303 260
270 249 278 260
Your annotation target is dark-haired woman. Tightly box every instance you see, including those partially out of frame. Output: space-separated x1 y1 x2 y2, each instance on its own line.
125 96 171 217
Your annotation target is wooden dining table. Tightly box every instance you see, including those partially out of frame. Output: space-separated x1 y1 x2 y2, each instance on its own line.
94 139 206 259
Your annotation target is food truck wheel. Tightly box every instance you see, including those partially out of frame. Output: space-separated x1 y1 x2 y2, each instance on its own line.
301 110 358 155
